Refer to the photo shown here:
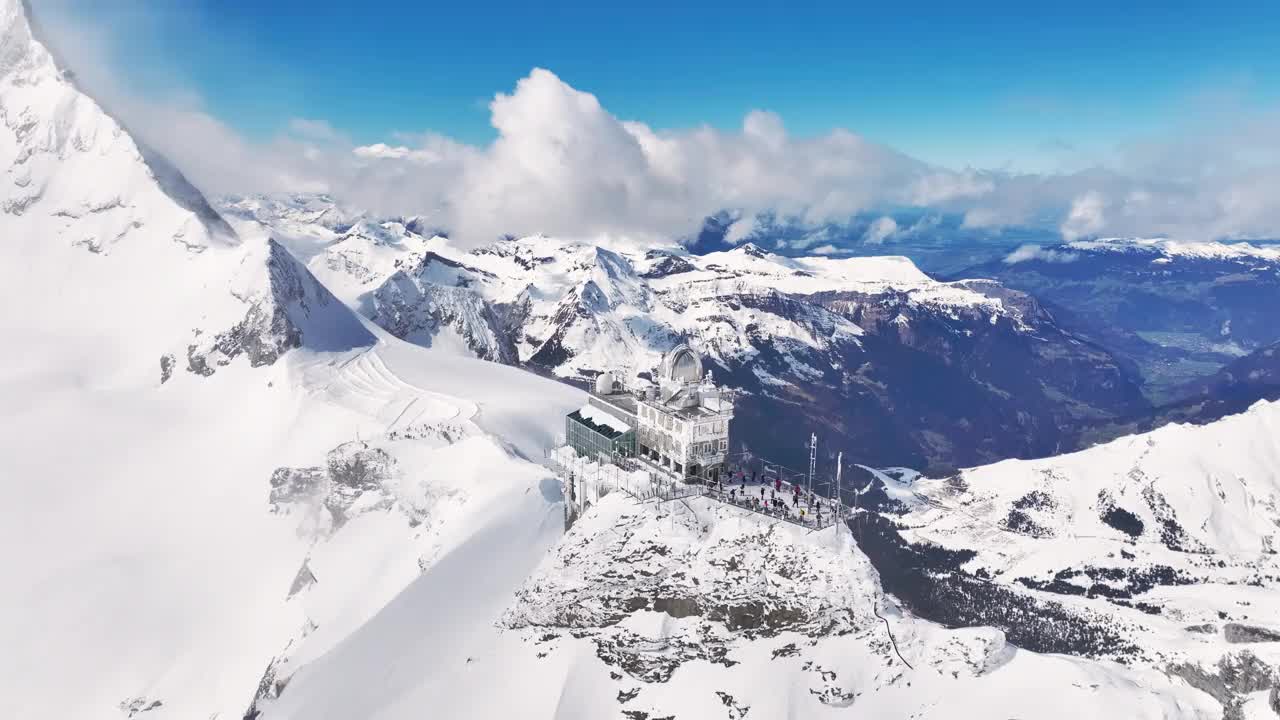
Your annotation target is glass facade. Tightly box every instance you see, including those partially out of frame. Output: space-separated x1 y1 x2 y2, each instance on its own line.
566 411 635 460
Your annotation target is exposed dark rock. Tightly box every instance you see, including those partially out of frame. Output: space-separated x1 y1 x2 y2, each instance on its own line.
805 661 857 707
118 697 163 718
187 240 373 377
1167 651 1277 720
716 690 750 718
1143 483 1206 553
288 560 318 598
652 597 701 619
771 643 799 659
1224 623 1280 644
594 630 724 683
641 253 696 279
159 353 175 384
371 265 518 363
269 441 402 533
186 343 214 376
617 688 640 704
242 656 287 720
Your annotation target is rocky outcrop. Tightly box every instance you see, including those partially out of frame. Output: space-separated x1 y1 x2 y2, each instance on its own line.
1224 623 1280 644
504 493 879 682
1167 651 1277 720
269 440 402 536
187 240 374 377
372 266 517 363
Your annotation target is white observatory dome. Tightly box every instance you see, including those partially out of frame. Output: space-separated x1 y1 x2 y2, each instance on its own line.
594 372 616 395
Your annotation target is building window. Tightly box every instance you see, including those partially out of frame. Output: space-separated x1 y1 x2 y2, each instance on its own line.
719 439 728 451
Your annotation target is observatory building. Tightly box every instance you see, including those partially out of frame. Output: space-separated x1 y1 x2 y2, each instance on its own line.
564 345 734 480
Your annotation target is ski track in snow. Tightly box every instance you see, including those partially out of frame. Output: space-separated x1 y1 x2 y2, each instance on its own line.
317 347 476 433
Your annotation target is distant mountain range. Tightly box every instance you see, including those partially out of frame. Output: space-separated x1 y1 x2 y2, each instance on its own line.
226 198 1159 472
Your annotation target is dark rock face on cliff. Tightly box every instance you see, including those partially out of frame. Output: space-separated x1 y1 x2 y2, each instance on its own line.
721 281 1149 472
186 239 375 377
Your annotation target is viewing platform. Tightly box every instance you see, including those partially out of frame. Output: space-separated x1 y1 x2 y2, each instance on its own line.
552 345 851 532
545 445 850 532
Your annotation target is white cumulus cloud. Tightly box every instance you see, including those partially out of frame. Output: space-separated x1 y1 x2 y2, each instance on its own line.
31 1 1280 250
1003 244 1081 264
1060 191 1107 241
862 216 900 244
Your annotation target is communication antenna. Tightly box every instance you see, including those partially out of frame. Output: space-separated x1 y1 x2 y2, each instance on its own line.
808 433 817 495
836 451 843 521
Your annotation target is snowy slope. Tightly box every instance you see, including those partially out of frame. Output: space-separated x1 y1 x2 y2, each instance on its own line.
887 399 1280 596
0 4 582 718
1067 237 1280 263
851 400 1280 715
260 451 1270 720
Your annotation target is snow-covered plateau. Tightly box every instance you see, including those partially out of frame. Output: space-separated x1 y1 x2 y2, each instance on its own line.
3 1 1279 718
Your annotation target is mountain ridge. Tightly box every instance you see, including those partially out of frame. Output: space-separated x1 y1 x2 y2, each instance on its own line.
230 200 1151 471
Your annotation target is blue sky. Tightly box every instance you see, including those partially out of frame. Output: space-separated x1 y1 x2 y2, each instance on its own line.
44 0 1280 171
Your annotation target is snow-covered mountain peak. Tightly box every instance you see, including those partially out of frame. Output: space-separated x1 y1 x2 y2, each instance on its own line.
1 27 582 714
1 0 376 388
219 193 365 238
580 244 650 310
729 240 771 258
2 0 234 254
1068 236 1280 262
337 217 413 247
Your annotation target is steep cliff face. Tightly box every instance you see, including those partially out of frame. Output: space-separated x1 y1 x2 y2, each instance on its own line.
1 1 373 385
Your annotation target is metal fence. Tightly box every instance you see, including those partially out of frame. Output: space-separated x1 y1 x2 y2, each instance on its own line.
545 443 850 531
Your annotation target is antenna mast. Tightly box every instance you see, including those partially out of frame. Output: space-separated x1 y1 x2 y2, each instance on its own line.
808 432 817 495
836 451 843 521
